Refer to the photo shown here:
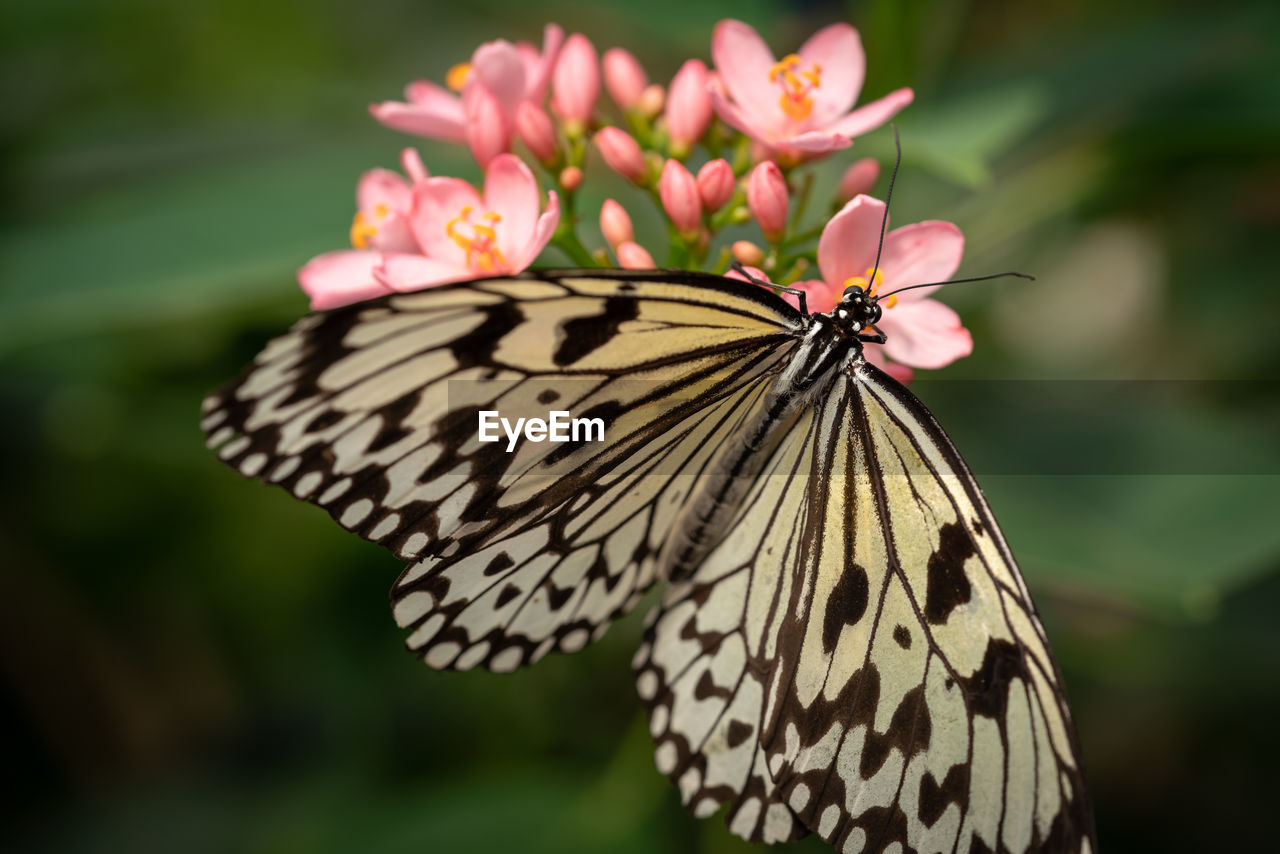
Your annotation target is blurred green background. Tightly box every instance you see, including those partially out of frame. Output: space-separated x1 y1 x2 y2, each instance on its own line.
3 0 1278 851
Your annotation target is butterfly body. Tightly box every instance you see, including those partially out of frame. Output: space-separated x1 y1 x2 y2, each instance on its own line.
203 269 1095 853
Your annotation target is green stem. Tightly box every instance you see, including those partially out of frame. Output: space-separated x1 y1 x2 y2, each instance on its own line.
552 226 598 268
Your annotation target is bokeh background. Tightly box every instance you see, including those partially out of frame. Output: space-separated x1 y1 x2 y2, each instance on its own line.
3 0 1278 851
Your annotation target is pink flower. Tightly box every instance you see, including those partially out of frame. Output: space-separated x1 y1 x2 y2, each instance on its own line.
696 158 735 211
665 59 713 155
299 150 430 310
746 160 788 240
558 165 583 191
600 199 634 249
299 154 559 311
370 24 564 166
659 159 701 236
731 240 763 266
593 127 648 183
551 33 600 130
603 47 648 110
837 157 881 204
709 19 913 156
616 241 656 269
636 84 665 118
786 194 971 380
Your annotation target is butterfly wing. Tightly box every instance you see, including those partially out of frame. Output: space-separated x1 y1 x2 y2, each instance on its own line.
203 270 802 671
636 360 1095 853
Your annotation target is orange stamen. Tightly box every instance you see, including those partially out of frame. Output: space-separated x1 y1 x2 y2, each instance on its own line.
446 62 471 92
350 211 378 249
768 54 822 122
445 206 506 271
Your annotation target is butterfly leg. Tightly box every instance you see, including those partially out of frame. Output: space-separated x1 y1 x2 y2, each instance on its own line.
857 328 886 345
729 261 808 316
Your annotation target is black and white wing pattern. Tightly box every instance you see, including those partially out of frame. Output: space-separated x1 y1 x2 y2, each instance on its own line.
634 361 1095 853
202 270 803 671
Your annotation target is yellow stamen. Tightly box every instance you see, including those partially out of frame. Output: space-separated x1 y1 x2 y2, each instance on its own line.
374 203 389 219
844 268 895 307
350 211 378 249
445 206 506 271
446 62 471 92
768 54 822 122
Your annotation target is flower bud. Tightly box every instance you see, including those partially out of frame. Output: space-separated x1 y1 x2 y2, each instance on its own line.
696 158 734 212
603 47 647 110
746 160 788 241
599 199 634 249
837 158 881 205
559 165 583 191
731 240 764 267
636 84 665 119
665 59 712 155
658 159 701 237
515 102 559 165
551 34 600 132
593 127 647 184
616 241 656 269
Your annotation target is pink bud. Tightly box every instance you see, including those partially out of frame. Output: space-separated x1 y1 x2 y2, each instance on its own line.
617 241 656 269
696 158 734 212
600 199 634 249
665 59 712 152
593 127 647 184
559 166 583 191
399 148 428 184
731 240 764 267
515 102 558 165
551 34 600 129
659 159 701 236
637 84 665 119
837 158 881 204
603 47 648 110
463 85 511 168
746 161 788 241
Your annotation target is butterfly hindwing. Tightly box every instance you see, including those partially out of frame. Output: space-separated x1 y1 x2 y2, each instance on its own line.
638 361 1094 853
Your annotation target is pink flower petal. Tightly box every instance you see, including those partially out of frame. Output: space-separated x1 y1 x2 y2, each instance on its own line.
791 277 843 314
864 346 915 384
369 99 467 142
471 40 527 116
616 240 655 269
482 153 540 256
505 190 560 272
375 253 470 291
523 23 565 103
879 298 972 369
463 84 512 167
400 148 429 184
778 129 854 152
357 168 411 213
710 19 783 135
826 87 914 139
817 194 885 288
878 220 964 299
410 177 483 265
297 250 392 310
797 23 864 126
708 86 765 141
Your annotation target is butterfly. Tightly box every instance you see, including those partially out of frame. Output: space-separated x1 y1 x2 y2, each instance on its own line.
202 266 1096 853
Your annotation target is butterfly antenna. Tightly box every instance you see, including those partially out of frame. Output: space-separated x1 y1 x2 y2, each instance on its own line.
876 271 1036 300
865 124 902 294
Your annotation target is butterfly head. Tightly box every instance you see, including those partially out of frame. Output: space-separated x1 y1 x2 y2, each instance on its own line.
832 284 883 338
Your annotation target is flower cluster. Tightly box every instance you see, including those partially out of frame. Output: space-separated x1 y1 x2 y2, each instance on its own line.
300 19 973 379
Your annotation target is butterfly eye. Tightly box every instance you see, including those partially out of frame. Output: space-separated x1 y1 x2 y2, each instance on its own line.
869 303 883 324
843 284 864 299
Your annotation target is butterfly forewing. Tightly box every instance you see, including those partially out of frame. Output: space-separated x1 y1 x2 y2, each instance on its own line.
203 271 804 670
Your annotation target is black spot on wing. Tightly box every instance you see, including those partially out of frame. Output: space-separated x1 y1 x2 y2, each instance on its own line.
892 624 911 649
726 719 754 749
923 521 975 624
552 297 639 366
821 563 870 653
961 638 1027 719
537 388 560 404
918 765 968 828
